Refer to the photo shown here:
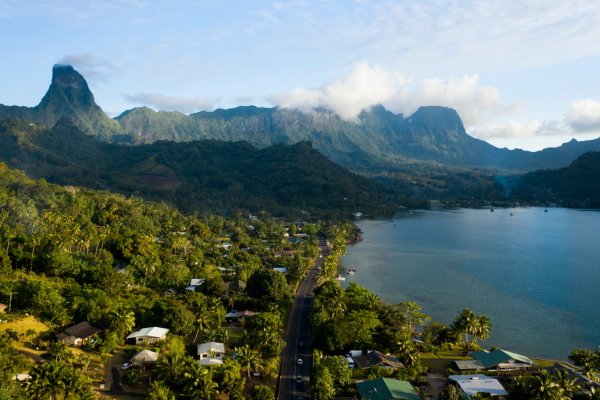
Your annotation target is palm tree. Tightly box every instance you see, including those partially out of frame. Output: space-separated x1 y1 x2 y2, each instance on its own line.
109 308 136 337
475 314 492 341
452 308 480 345
529 370 565 400
182 362 220 400
156 353 187 384
204 328 219 342
219 328 230 349
585 387 600 400
61 366 95 400
26 329 37 346
25 360 64 400
193 306 213 343
555 369 583 398
29 233 42 273
235 345 263 379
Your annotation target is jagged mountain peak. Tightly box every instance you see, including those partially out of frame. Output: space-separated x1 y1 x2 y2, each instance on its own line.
51 64 89 91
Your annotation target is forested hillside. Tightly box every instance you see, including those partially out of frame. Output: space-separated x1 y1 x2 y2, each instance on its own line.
511 151 600 207
0 118 393 217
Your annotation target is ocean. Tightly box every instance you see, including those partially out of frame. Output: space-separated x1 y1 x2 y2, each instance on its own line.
337 207 600 360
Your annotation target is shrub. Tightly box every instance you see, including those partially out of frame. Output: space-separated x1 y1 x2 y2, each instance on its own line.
123 369 142 386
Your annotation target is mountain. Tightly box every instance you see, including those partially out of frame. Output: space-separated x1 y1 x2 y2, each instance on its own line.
0 117 394 216
3 64 600 175
0 65 131 141
116 104 600 173
511 151 600 207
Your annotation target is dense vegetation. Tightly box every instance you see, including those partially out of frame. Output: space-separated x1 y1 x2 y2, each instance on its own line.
0 117 393 217
0 162 334 399
511 151 600 207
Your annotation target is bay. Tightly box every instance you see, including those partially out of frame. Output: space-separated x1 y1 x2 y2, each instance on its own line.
337 207 600 361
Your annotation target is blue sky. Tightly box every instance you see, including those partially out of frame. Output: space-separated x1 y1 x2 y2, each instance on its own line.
1 0 600 151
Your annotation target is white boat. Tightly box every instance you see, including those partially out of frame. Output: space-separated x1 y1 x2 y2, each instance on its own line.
334 275 346 281
347 270 354 275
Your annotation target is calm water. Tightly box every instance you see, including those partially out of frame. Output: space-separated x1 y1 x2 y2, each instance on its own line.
338 207 600 361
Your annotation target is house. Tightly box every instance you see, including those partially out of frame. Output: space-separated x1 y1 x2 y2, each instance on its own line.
470 349 538 370
356 377 421 400
197 342 225 365
130 349 159 368
353 212 363 217
0 303 7 312
542 363 594 385
126 327 169 345
218 243 232 250
448 375 508 397
186 278 205 291
222 280 246 298
274 251 295 258
225 310 257 323
163 288 178 296
353 351 404 370
56 321 102 345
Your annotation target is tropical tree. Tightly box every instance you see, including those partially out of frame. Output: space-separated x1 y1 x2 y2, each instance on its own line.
235 345 263 379
147 380 177 400
25 329 36 346
181 362 220 400
251 385 275 400
193 305 213 343
108 307 136 338
475 314 493 341
554 368 583 398
585 387 600 400
529 370 565 400
452 308 481 345
156 353 187 384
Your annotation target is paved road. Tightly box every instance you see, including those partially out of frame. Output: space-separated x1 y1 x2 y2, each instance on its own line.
278 238 330 400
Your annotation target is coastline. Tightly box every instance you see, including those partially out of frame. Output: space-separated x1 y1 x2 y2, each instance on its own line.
338 207 599 363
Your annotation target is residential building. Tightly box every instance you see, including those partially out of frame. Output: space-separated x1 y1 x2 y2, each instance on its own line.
470 349 538 370
274 251 295 258
225 310 257 323
0 303 7 312
356 377 420 400
163 288 178 296
353 351 404 370
197 342 225 365
130 349 159 368
186 278 205 291
55 321 101 346
126 327 169 345
222 280 246 297
448 375 508 397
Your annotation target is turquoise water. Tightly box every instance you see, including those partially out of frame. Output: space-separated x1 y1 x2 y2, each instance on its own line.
338 207 600 361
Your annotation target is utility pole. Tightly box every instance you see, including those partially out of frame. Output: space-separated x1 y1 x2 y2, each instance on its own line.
9 292 12 312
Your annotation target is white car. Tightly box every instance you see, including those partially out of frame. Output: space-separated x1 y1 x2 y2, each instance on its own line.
122 362 132 370
297 358 303 365
319 255 322 258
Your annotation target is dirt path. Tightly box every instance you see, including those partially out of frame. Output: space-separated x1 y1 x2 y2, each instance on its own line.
19 350 50 364
106 367 145 398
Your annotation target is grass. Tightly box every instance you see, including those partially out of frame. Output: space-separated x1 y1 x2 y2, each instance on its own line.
531 358 559 368
420 350 472 371
1 315 51 345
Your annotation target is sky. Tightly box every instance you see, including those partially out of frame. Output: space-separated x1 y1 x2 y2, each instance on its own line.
1 0 600 151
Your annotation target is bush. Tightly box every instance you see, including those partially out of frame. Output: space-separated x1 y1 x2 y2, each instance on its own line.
123 369 142 386
490 346 499 351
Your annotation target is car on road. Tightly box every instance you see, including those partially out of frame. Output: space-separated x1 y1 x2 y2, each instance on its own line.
297 397 304 400
319 255 322 258
298 342 304 348
297 358 303 365
122 362 132 370
296 375 302 383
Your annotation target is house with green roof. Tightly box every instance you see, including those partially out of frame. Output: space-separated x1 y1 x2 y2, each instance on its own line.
356 378 421 400
469 349 539 369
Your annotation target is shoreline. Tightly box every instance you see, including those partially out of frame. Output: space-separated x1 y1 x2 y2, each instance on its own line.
342 209 583 364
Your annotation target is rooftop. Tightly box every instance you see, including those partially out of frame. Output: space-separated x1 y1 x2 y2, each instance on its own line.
60 321 101 339
471 349 537 368
356 378 420 400
354 351 404 369
131 350 159 366
197 342 225 354
449 375 508 396
126 327 169 339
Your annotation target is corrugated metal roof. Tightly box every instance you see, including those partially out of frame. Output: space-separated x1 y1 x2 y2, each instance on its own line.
126 327 169 339
197 342 225 354
471 349 537 368
356 378 420 400
449 375 508 396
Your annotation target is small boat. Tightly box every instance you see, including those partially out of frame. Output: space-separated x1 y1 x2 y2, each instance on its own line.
510 213 513 216
545 209 548 212
490 209 494 212
347 270 354 275
394 223 397 226
334 275 346 281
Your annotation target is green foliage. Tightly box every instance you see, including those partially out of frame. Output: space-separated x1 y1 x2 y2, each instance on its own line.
247 269 290 302
439 384 461 400
123 368 142 386
251 385 275 400
312 364 336 400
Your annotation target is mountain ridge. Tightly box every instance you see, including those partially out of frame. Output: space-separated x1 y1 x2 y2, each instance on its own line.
2 64 600 173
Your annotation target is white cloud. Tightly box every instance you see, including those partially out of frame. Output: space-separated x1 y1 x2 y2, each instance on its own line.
57 54 121 82
566 99 600 133
124 92 215 114
268 62 520 126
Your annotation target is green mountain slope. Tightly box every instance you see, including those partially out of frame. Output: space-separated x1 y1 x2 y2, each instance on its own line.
0 117 393 216
0 65 130 141
511 151 600 206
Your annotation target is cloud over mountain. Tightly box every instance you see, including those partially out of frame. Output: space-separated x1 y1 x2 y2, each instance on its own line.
124 92 216 114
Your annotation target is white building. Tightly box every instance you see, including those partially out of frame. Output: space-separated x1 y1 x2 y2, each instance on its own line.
197 342 225 365
126 327 169 345
448 375 508 397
